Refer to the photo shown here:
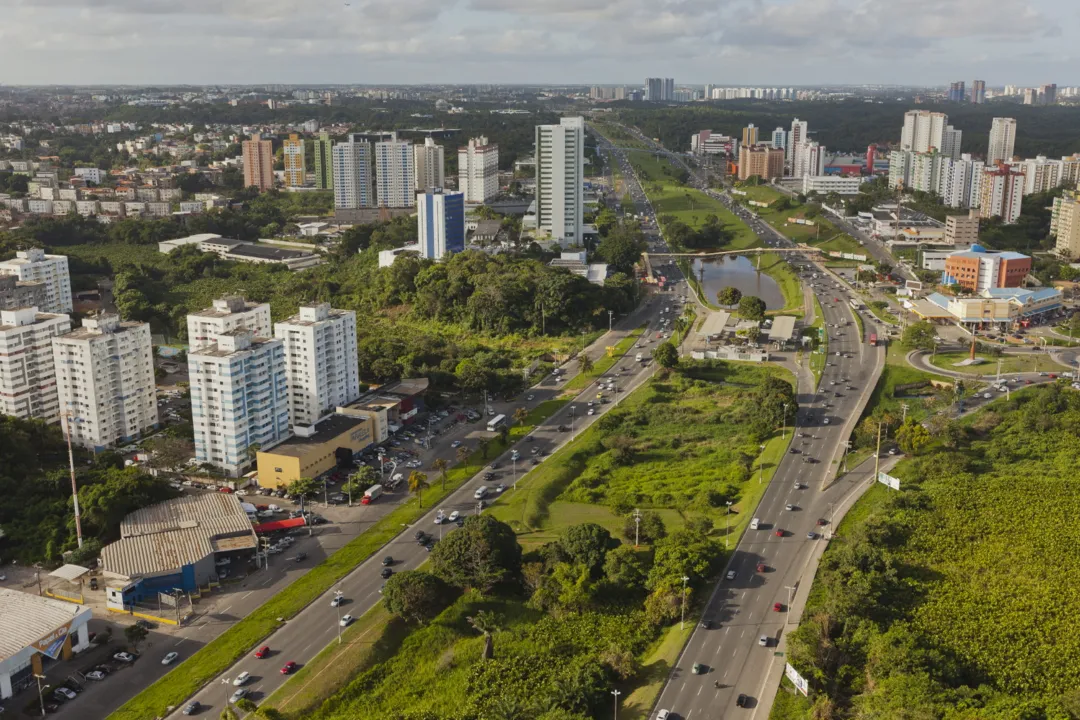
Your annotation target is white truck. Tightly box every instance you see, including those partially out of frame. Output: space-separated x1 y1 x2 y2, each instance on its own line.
361 484 383 505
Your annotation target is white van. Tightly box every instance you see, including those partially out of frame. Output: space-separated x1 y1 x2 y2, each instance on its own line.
474 486 489 499
750 518 761 530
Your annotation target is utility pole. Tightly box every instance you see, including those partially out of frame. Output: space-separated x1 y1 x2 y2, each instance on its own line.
900 402 909 423
758 444 766 484
632 509 642 548
725 501 733 550
334 589 344 645
680 576 690 629
612 689 622 720
608 310 614 332
785 585 796 612
874 421 883 479
61 413 83 549
841 440 851 472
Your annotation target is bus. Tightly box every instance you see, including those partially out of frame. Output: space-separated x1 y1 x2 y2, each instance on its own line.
486 414 507 433
869 333 878 347
849 298 862 311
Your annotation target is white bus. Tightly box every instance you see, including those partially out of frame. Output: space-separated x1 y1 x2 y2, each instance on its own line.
487 414 507 433
849 298 862 311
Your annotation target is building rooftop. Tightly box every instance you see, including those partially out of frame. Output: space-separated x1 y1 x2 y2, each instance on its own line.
58 318 144 341
262 415 368 459
228 243 315 262
767 316 797 341
698 310 731 336
187 298 265 319
0 589 87 663
375 377 430 397
187 334 279 358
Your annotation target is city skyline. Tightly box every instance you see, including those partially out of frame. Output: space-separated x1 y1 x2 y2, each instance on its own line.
1 0 1076 86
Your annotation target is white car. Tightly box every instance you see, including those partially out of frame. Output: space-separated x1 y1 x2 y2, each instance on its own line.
161 652 179 665
233 671 250 686
54 687 77 701
113 652 135 663
330 596 343 608
339 614 354 627
448 510 460 522
450 441 462 448
434 510 445 524
725 569 736 580
86 671 106 681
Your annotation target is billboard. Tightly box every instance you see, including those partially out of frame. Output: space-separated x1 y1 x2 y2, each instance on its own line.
877 472 900 490
32 620 74 660
785 663 809 696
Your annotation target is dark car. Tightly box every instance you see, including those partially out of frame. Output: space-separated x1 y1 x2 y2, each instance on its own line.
382 556 394 566
415 532 429 545
182 701 201 715
381 567 394 579
736 693 749 707
295 552 307 562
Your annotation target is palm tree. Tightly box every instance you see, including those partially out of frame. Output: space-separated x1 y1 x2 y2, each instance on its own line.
466 610 500 660
478 437 491 459
408 471 430 508
578 354 594 375
513 407 528 427
456 444 470 470
432 457 449 491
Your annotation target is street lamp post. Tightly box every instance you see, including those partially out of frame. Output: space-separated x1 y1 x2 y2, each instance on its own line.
612 689 622 720
724 501 733 550
221 677 231 709
632 509 642 548
782 403 790 439
334 589 344 644
512 457 518 490
680 575 690 629
758 444 766 484
609 310 614 332
34 673 47 717
785 585 797 613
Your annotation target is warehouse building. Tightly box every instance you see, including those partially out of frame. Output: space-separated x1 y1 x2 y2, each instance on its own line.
256 413 375 488
0 589 92 700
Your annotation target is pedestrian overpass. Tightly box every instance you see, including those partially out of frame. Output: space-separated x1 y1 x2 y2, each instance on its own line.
641 246 823 282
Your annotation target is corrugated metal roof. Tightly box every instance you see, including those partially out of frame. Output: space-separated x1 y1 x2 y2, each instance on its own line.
121 493 252 539
768 316 797 341
0 588 87 663
49 564 90 582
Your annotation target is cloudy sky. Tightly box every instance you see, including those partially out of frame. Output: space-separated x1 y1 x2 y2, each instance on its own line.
0 0 1074 86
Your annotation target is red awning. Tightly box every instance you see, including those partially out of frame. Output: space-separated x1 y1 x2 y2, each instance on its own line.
253 517 307 534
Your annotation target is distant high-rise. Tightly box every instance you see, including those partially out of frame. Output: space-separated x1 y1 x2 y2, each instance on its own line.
535 117 584 244
242 133 274 192
788 118 808 172
770 127 787 151
644 78 674 101
1023 88 1037 105
1040 83 1058 105
741 124 759 147
458 136 499 204
987 118 1017 164
332 135 373 209
313 132 334 190
971 80 986 104
417 189 466 261
664 78 675 101
900 111 961 158
375 134 416 208
413 137 445 192
948 81 966 102
283 134 306 187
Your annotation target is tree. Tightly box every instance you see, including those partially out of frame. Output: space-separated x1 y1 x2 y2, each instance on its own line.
146 435 192 473
431 457 449 491
286 476 320 499
513 407 529 427
623 510 667 545
234 699 258 713
430 514 522 591
559 523 617 576
577 353 594 375
408 471 429 508
220 708 239 720
382 570 449 624
654 341 678 368
597 223 647 274
124 623 148 652
902 321 938 351
466 610 500 660
896 419 932 455
717 286 742 307
603 545 650 591
343 465 378 500
738 295 767 322
456 444 471 468
747 375 799 440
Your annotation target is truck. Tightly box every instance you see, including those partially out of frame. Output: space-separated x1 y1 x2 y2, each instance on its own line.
361 484 384 505
869 333 878 347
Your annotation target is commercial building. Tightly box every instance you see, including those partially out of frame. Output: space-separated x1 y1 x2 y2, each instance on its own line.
413 137 445 192
0 248 72 314
417 189 465 260
738 145 785 181
458 136 499 203
332 135 373 209
189 329 290 477
274 303 360 427
945 212 980 246
186 296 271 351
900 110 961 159
101 494 258 605
535 117 584 244
242 133 274 192
337 378 429 444
980 164 1025 224
313 131 334 190
0 589 93 699
920 287 1062 328
0 307 70 423
256 413 374 487
375 134 416 208
52 315 158 451
690 131 733 156
987 118 1016 164
196 238 323 270
548 251 609 285
801 175 868 195
1051 190 1080 258
942 245 1031 292
282 134 306 187
0 275 46 312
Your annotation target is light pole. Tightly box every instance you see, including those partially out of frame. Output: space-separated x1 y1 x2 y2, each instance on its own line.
612 689 622 720
841 440 851 472
512 456 518 490
221 677 231 709
334 589 344 644
785 585 796 612
632 508 642 548
782 403 790 439
680 576 690 629
724 500 733 550
34 673 47 717
758 444 766 484
608 310 614 332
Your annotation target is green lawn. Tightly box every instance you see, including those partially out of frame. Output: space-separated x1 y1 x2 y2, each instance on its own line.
807 294 827 385
622 622 694 720
561 327 645 394
732 185 866 256
863 298 900 325
758 253 804 315
929 351 1070 376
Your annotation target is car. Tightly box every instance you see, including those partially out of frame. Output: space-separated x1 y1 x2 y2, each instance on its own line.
807 531 818 540
161 652 179 665
53 688 77 701
527 394 535 401
448 510 460 522
450 440 462 448
86 671 106 681
182 701 201 715
113 652 135 663
773 602 784 612
233 671 250 686
230 688 248 704
434 510 445 524
255 646 270 659
657 710 671 720
588 409 595 416
788 447 800 454
888 448 898 456
736 693 749 707
823 418 830 425
774 528 784 537
381 567 394 579
785 503 795 511
759 635 770 647
793 481 802 490
340 614 355 627
330 595 343 607
700 619 713 629
756 563 767 573
295 552 308 562
495 483 506 493
281 661 298 675
692 662 706 675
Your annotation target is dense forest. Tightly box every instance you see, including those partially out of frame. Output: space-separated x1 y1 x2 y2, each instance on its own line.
787 384 1080 719
617 100 1080 157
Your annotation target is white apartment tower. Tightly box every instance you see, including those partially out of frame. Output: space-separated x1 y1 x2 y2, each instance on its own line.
988 118 1017 164
52 315 158 451
0 248 72 314
535 117 584 244
189 329 290 477
980 165 1026 224
900 110 962 159
0 307 70 423
413 137 445 192
332 136 374 209
787 119 808 172
458 136 499 203
274 304 360 427
186 296 271 351
375 134 416 208
793 142 826 178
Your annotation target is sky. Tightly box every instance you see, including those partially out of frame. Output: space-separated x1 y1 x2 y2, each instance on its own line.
0 0 1075 87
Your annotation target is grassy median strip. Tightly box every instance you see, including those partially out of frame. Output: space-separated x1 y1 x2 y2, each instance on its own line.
561 326 645 394
808 294 827 385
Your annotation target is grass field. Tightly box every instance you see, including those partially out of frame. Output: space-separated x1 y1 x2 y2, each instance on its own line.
758 253 804 315
929 351 1070 376
733 184 866 256
861 297 900 325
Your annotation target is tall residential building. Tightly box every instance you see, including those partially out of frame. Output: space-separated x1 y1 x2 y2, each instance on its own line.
0 307 70 423
948 81 966 102
980 164 1025 224
0 275 47 312
971 80 986 104
741 124 759 147
788 118 808 172
186 296 271 351
945 212 981 246
282 134 306 187
1023 88 1037 105
644 78 674 101
738 145 785 181
313 132 334 190
417 190 465 261
189 329 289 477
770 127 787 151
1051 191 1080 258
52 315 157 451
375 135 416 208
458 136 499 204
793 142 826 178
242 133 274 192
0 248 72 314
413 137 445 192
274 304 360 427
987 118 1017 164
1040 83 1058 105
664 78 675 101
332 135 374 209
535 117 584 244
941 126 963 160
900 111 960 157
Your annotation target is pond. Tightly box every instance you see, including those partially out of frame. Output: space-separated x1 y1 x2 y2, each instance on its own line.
693 255 785 310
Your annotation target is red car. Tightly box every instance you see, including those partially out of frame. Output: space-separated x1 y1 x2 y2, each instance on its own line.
773 602 784 612
1049 374 1057 379
254 646 270 659
280 661 298 675
756 563 767 573
774 528 784 537
217 486 234 494
816 518 827 526
833 297 839 302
